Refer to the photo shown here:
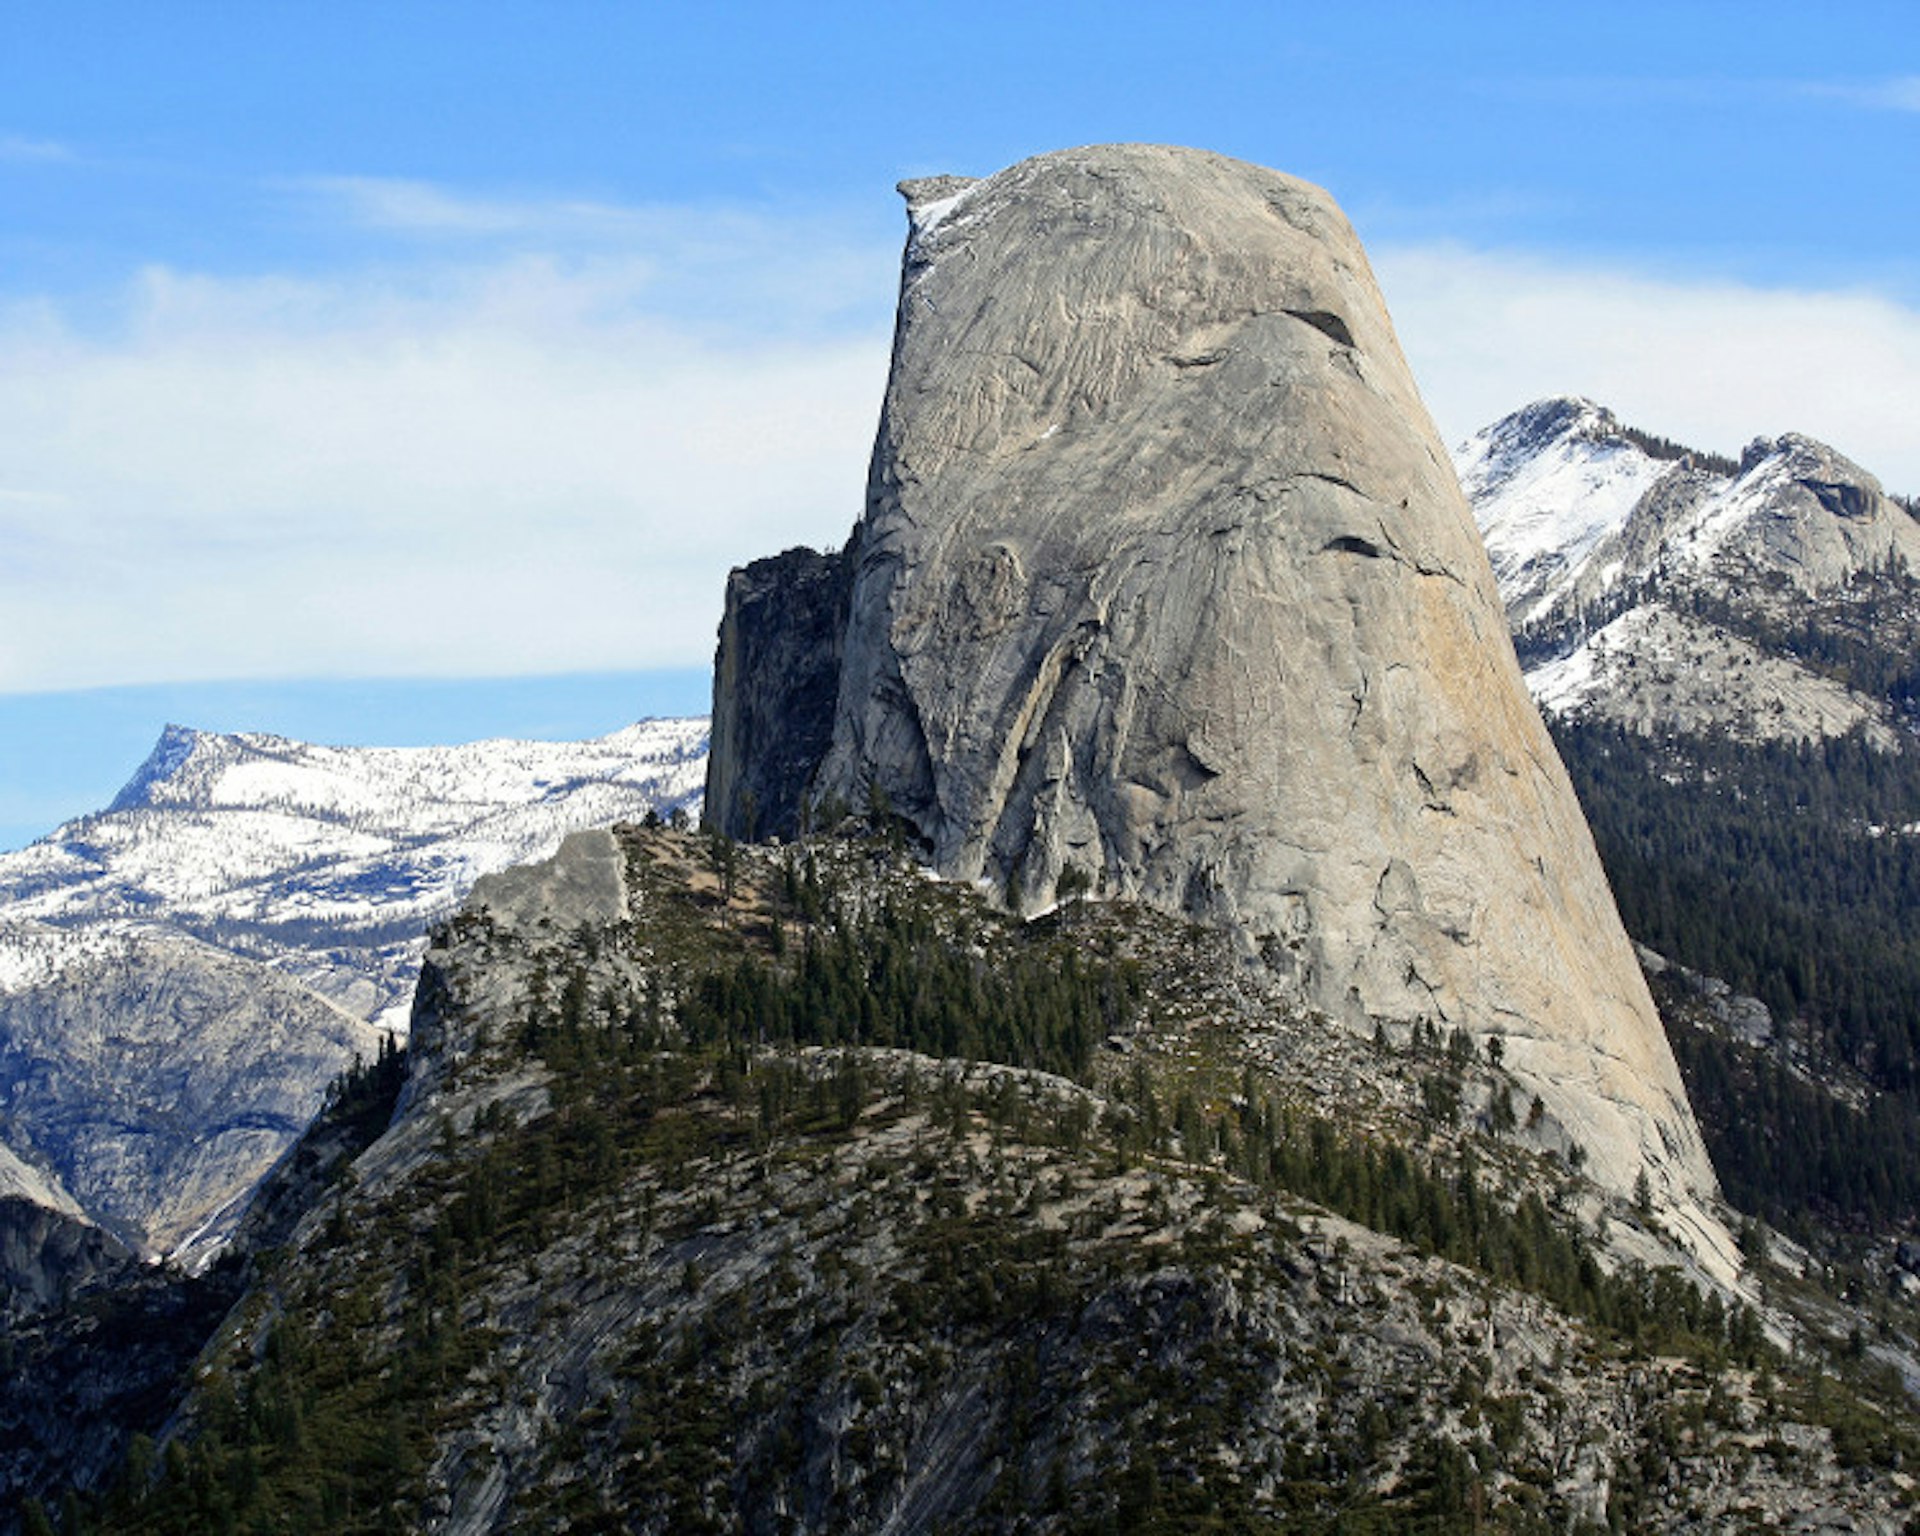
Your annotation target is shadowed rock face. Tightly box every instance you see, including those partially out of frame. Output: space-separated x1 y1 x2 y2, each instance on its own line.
0 1198 129 1318
714 145 1720 1230
0 926 383 1256
706 544 855 841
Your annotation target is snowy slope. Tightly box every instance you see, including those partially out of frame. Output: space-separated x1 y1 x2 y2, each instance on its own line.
1455 398 1669 626
1456 399 1920 745
1526 606 1894 746
0 717 709 1255
0 718 708 1032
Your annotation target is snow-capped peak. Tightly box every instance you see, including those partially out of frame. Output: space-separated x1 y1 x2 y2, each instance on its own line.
1455 397 1622 494
1460 400 1910 635
1455 397 1669 626
1455 399 1920 755
0 716 712 1029
107 722 204 813
0 715 712 1257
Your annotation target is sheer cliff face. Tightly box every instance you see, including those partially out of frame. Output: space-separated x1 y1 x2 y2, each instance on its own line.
706 545 854 841
737 145 1714 1219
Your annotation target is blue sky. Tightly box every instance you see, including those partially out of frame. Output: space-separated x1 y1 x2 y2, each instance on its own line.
1 2 1916 846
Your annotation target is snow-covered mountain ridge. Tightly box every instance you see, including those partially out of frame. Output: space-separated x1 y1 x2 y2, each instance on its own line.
1458 401 1920 1264
1454 397 1674 628
0 718 709 1031
0 718 709 1256
1456 397 1920 743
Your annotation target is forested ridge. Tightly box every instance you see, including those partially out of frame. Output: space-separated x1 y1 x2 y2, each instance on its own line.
1554 718 1920 1228
23 829 1833 1536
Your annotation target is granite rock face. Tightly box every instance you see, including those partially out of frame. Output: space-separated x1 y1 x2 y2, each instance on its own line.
0 1197 129 1319
0 921 384 1256
712 145 1719 1230
1714 434 1920 590
705 544 854 840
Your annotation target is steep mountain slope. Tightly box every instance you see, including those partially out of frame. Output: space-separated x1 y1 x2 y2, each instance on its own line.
1458 400 1920 1233
1461 397 1920 745
0 720 707 1256
17 148 1920 1531
1458 397 1678 630
37 825 1916 1535
709 145 1722 1247
0 1034 406 1528
0 917 380 1255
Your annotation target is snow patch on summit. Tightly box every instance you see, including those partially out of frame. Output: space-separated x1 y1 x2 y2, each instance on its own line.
1456 398 1667 626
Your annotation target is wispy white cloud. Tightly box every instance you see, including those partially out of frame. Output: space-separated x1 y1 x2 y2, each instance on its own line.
287 176 892 338
299 175 651 238
1376 243 1920 490
1801 75 1920 113
0 135 73 163
0 219 895 692
4 177 1918 697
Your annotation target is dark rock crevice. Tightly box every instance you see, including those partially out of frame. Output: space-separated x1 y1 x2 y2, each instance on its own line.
1284 307 1356 349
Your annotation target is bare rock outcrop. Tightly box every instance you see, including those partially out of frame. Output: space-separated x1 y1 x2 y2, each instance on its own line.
1720 434 1920 589
0 1197 129 1319
711 145 1720 1235
1528 604 1897 747
706 544 854 841
0 921 383 1256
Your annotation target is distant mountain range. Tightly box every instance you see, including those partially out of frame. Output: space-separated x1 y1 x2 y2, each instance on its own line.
1458 396 1920 746
0 720 706 1258
66 338 1920 1533
5 135 1916 1531
8 400 1911 1269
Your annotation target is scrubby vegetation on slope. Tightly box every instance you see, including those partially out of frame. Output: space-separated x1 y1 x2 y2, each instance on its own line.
29 828 1920 1535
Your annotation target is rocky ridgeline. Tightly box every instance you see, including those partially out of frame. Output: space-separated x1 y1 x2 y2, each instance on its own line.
1459 396 1920 746
1460 400 1920 1273
0 719 706 1258
709 145 1719 1250
17 146 1920 1531
39 824 1908 1534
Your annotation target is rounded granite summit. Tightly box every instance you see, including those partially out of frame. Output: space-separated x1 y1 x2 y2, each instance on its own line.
714 145 1727 1257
